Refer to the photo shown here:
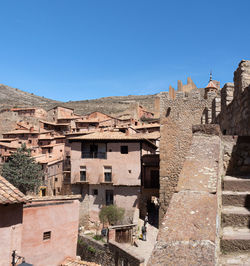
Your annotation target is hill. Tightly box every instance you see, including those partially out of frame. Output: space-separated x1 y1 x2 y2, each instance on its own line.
0 84 60 108
0 84 158 116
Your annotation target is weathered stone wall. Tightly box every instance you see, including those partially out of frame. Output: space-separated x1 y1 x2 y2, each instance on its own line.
149 126 222 265
159 91 214 221
77 235 144 266
77 235 115 266
222 136 250 175
218 60 250 136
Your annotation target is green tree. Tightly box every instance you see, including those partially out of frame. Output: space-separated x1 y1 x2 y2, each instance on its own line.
99 205 125 226
1 144 43 194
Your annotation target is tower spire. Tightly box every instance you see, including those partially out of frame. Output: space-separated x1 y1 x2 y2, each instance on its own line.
209 70 212 81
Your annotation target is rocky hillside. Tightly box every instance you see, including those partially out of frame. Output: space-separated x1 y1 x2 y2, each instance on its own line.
0 84 59 108
0 84 158 115
63 95 157 116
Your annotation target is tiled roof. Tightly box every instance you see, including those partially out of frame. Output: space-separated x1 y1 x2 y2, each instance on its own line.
0 142 21 149
61 257 100 266
0 176 29 204
206 81 217 89
136 132 160 140
40 120 70 126
35 155 63 164
57 116 80 120
69 131 158 148
134 123 160 129
30 195 81 202
69 131 151 141
75 118 100 123
4 128 50 135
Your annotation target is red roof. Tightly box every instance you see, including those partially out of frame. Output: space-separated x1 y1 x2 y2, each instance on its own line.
0 176 29 204
206 81 217 89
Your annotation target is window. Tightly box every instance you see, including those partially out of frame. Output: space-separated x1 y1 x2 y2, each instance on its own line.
120 146 128 154
104 166 112 182
93 189 98 195
106 190 113 205
28 140 32 144
43 231 51 240
80 166 86 181
90 144 98 154
55 177 58 182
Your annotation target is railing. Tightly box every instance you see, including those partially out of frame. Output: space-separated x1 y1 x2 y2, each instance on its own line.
81 152 107 159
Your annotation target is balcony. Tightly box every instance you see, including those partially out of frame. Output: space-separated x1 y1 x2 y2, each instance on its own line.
81 152 107 159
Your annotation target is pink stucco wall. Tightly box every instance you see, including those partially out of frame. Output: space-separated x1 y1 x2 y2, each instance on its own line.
0 204 23 266
21 199 79 266
71 141 154 185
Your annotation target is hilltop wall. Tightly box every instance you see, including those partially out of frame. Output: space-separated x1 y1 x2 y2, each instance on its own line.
159 90 215 221
149 126 222 265
218 60 250 135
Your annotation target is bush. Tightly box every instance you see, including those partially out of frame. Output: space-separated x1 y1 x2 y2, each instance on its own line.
99 205 125 226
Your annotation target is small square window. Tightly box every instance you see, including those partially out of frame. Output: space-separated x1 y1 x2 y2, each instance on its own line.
43 231 51 240
93 189 98 195
120 146 128 154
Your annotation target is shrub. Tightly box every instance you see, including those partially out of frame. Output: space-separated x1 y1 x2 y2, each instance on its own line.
99 205 125 226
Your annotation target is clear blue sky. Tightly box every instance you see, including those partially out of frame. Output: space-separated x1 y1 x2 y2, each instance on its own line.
0 0 249 101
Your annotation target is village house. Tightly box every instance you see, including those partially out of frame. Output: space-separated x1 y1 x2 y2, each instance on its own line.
0 175 81 266
133 123 160 134
0 107 48 120
74 111 128 133
2 122 53 156
10 107 48 119
68 130 157 227
0 139 20 163
47 106 76 122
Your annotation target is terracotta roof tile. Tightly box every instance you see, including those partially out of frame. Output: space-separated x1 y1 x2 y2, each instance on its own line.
69 131 158 148
206 81 217 89
0 176 29 204
61 257 100 266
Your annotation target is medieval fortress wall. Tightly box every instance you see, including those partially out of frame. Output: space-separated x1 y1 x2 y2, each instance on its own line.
150 60 250 265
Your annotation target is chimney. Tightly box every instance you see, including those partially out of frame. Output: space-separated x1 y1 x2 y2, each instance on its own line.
30 126 34 132
125 129 129 136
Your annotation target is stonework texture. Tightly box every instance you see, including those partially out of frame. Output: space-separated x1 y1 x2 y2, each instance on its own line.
218 60 250 136
159 91 215 221
149 130 221 265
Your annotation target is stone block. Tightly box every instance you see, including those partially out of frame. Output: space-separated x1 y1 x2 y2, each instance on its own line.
177 135 220 193
148 240 215 266
160 191 217 242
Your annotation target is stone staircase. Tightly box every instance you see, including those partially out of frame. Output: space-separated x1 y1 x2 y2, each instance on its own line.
220 175 250 265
